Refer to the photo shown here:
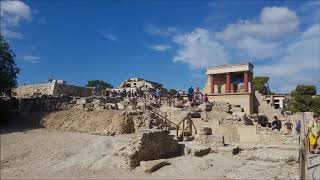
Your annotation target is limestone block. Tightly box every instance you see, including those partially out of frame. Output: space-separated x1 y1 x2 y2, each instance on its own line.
139 159 170 173
212 102 230 113
189 112 201 118
195 134 224 147
244 149 299 162
199 127 212 135
116 129 179 169
189 145 211 156
117 103 125 110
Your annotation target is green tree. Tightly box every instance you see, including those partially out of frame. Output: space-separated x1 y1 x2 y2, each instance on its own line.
253 76 270 94
168 89 177 96
86 80 113 88
289 85 320 115
293 85 316 96
0 35 20 97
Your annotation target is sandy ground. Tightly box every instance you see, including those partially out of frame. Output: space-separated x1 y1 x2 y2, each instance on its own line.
1 127 299 179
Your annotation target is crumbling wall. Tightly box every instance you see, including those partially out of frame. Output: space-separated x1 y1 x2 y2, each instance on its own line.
14 82 92 98
115 129 180 168
257 127 299 145
14 83 54 97
19 95 75 112
40 109 135 135
53 83 92 97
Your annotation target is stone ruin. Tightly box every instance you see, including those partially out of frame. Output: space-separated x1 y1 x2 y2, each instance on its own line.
114 129 180 169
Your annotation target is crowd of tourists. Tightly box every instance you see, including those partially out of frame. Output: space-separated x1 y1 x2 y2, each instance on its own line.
93 85 209 103
271 114 320 154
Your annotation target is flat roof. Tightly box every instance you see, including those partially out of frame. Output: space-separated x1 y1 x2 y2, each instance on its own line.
206 63 254 75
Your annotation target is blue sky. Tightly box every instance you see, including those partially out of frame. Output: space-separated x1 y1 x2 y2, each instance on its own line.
1 0 319 93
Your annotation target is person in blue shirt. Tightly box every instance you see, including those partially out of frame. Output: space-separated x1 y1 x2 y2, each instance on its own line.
188 86 194 102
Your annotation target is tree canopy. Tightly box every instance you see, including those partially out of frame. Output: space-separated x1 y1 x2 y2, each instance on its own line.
0 35 20 97
253 76 270 94
288 85 320 116
168 89 177 96
86 80 113 88
291 85 316 96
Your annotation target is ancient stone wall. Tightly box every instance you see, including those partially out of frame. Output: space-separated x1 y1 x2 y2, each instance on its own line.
53 83 91 97
15 82 92 97
116 129 180 168
14 83 54 97
255 91 284 120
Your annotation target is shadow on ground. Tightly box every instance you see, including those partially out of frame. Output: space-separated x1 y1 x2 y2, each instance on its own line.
0 111 47 135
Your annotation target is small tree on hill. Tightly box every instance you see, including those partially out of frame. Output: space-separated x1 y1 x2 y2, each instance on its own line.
0 35 20 97
253 76 270 94
86 80 113 89
289 85 320 115
168 89 177 96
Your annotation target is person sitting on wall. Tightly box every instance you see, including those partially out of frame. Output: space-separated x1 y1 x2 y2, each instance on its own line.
284 119 293 135
271 116 282 130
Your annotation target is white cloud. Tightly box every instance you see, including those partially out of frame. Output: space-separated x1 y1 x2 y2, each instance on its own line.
23 56 40 63
150 44 171 51
173 28 228 69
235 37 279 59
255 24 320 93
0 0 32 39
144 24 178 37
216 7 299 40
97 29 118 42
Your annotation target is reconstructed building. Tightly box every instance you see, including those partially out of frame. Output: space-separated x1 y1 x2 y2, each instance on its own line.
203 63 257 114
119 78 162 91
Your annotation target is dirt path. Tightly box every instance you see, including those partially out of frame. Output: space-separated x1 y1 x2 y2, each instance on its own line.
1 127 299 179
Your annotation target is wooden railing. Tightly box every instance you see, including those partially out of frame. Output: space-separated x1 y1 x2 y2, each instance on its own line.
148 104 197 141
299 113 308 180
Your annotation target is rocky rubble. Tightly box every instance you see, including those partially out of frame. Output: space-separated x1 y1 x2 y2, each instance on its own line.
115 129 180 169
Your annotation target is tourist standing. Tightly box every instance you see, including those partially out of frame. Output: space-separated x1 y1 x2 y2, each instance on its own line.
203 94 209 103
295 120 301 135
188 86 194 102
308 115 320 154
284 119 293 135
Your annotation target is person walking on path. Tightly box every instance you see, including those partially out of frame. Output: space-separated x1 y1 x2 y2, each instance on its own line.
308 115 320 154
188 86 194 102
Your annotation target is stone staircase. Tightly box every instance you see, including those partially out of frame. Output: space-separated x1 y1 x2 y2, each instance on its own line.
255 91 284 120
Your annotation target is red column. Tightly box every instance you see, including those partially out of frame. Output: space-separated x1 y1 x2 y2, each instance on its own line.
244 71 249 92
226 73 231 93
209 75 214 94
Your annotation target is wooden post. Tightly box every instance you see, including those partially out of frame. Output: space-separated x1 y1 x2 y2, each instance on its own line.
188 119 192 136
182 119 185 140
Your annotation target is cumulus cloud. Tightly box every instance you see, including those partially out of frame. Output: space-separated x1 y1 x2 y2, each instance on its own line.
173 28 228 69
168 6 319 93
0 0 32 39
150 44 171 51
216 7 299 40
213 6 301 60
255 24 320 93
235 37 280 59
23 55 40 64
